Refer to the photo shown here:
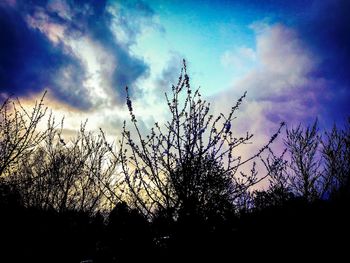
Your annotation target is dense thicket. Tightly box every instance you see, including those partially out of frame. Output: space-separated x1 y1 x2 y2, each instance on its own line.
0 62 349 262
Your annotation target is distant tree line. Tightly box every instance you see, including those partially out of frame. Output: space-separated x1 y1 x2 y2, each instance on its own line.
0 61 349 262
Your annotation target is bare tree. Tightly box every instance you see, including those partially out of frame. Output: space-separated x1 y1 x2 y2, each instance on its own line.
118 60 283 219
12 117 119 214
284 120 323 201
321 120 350 197
0 93 47 178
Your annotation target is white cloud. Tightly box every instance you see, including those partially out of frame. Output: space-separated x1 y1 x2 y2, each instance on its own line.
214 23 323 131
211 23 327 181
221 46 257 70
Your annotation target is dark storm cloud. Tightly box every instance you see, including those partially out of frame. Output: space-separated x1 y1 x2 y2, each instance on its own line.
62 0 152 101
0 3 92 109
0 0 153 109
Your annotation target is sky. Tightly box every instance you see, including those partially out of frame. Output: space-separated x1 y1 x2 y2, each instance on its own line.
1 0 350 147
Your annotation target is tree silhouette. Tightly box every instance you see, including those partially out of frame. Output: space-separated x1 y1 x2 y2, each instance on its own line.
117 60 283 221
284 120 323 202
0 92 47 178
11 117 118 214
321 119 350 198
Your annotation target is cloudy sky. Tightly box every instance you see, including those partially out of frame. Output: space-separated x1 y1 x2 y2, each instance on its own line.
1 0 349 145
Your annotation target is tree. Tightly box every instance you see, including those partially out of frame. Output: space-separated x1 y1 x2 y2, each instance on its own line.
0 92 47 178
12 117 119 214
321 119 350 198
117 60 283 220
284 120 323 202
171 154 235 220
